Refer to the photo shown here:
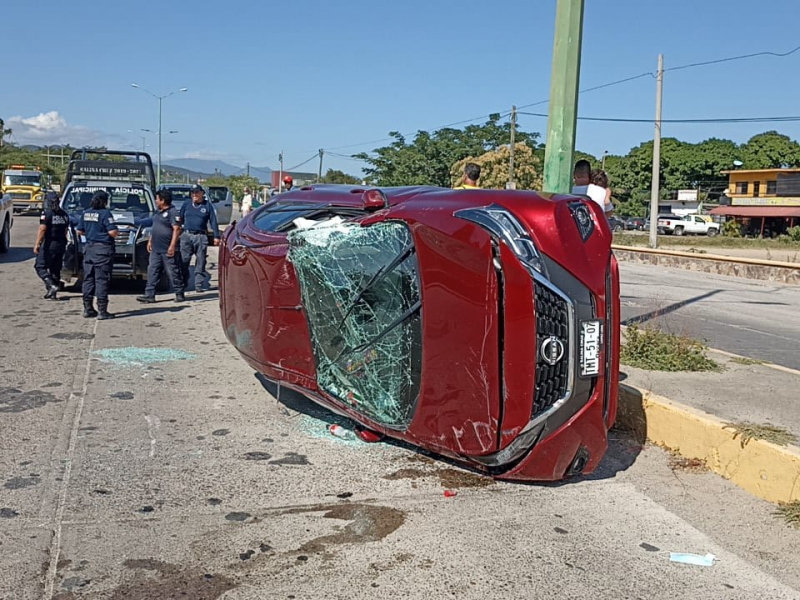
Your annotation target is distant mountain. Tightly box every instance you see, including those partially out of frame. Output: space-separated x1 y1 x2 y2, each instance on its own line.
164 159 244 177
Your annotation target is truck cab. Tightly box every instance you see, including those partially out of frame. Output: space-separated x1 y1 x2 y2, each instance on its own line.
658 214 720 237
2 165 44 214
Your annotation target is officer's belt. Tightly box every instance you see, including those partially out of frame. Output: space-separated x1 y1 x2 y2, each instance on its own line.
186 230 206 234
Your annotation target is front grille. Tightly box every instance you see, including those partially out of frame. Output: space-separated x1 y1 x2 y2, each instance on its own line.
115 229 134 245
533 284 570 417
11 192 31 200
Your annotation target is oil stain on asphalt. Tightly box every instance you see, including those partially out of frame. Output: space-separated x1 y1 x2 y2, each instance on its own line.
0 387 61 413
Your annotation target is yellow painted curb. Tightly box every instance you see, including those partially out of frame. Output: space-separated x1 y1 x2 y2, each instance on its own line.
617 383 800 504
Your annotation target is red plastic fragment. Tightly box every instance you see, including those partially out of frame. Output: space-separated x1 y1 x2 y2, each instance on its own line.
443 490 458 498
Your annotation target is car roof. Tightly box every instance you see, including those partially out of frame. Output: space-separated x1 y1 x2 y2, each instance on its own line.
67 180 150 189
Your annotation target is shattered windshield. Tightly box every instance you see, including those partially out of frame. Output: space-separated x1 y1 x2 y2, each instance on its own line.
287 220 422 428
63 185 155 215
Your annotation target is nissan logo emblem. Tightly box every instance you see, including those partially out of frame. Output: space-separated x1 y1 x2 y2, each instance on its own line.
541 336 566 366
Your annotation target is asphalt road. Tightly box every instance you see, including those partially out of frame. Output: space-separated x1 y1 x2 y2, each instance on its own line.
619 262 800 370
2 215 800 599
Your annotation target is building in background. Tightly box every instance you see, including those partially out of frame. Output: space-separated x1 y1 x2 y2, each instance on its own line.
711 168 800 237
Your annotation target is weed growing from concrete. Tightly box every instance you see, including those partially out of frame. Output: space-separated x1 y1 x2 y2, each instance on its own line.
621 325 722 372
775 501 800 529
729 356 766 366
723 421 798 448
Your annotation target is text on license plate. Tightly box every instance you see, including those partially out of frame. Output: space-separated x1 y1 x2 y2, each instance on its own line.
580 320 602 377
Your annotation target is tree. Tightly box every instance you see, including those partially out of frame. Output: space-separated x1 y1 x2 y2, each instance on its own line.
451 143 542 190
320 168 360 185
740 131 800 169
355 114 541 187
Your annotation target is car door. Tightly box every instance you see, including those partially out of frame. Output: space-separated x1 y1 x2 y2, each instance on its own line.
209 187 233 224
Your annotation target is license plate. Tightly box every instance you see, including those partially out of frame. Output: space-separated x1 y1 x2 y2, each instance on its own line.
580 320 602 377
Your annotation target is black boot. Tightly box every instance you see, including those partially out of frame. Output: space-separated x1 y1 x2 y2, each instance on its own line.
43 277 58 300
83 298 98 318
97 300 115 320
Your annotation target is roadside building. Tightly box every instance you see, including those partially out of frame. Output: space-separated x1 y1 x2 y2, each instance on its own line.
711 168 800 237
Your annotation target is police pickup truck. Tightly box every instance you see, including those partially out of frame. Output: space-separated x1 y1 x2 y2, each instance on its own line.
61 150 157 284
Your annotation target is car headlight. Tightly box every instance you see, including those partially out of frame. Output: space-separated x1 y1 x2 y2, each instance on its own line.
137 227 152 241
455 204 548 278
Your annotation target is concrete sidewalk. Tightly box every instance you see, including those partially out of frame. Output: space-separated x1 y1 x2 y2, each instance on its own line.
620 349 800 504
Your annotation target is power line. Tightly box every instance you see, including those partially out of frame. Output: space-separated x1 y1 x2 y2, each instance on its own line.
285 154 319 172
665 44 800 73
517 111 800 124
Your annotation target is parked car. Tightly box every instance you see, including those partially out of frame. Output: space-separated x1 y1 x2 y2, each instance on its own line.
658 214 720 236
0 190 12 253
625 217 645 231
220 185 620 482
207 186 233 224
607 216 625 232
158 184 193 211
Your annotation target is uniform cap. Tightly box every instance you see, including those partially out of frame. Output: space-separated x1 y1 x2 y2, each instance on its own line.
190 184 204 193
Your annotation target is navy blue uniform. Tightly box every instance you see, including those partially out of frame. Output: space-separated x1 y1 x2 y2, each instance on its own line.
144 205 184 297
77 209 117 303
35 208 70 287
179 199 220 291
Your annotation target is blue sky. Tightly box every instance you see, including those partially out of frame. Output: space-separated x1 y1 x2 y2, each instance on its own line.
3 0 799 175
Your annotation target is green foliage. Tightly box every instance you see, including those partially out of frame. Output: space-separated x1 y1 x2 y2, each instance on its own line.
355 114 541 187
320 168 360 185
451 143 542 190
740 131 800 169
785 226 800 242
621 324 722 372
722 219 742 238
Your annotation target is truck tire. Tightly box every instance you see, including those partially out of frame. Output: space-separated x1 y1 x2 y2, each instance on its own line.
707 228 718 237
0 217 10 253
673 226 684 236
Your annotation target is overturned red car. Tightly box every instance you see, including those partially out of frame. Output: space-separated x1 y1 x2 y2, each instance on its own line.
219 185 620 481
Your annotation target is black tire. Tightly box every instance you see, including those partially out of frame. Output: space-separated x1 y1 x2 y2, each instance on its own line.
673 226 684 236
707 228 718 237
0 217 9 253
613 224 624 232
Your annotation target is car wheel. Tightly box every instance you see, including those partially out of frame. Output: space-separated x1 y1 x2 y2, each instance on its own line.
673 226 684 236
0 217 10 253
613 224 623 232
707 228 718 237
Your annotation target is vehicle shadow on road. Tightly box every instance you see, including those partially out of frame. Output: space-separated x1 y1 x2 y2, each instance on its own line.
622 289 723 327
110 306 190 319
255 373 645 484
255 374 498 475
1 243 37 265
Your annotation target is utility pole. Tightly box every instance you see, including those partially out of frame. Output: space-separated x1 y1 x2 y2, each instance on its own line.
278 151 284 192
542 0 585 194
247 162 250 177
648 54 664 249
508 106 517 190
317 149 324 183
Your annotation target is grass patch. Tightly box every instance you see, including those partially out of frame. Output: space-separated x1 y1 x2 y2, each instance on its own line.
621 325 722 372
723 421 798 448
613 232 800 250
775 501 800 529
729 356 767 366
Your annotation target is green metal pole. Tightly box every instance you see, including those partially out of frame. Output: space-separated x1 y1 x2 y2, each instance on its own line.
542 0 585 194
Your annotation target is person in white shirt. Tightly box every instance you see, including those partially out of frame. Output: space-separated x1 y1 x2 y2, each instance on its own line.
591 169 614 214
241 187 253 217
571 159 609 213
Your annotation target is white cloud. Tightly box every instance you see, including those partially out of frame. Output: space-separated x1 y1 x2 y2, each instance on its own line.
6 111 126 148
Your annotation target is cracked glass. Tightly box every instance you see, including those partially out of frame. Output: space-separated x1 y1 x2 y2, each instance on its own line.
287 220 422 428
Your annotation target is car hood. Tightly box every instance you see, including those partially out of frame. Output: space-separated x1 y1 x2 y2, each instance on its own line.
110 210 154 227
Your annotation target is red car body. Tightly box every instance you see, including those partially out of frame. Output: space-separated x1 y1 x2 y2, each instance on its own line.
220 185 620 481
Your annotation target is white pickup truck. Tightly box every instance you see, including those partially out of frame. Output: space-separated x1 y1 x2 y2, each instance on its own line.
0 190 12 253
658 214 720 237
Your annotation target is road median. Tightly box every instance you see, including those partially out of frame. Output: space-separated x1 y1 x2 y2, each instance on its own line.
613 245 800 285
616 383 800 504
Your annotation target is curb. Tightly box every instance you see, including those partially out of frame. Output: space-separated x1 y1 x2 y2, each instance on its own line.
616 383 800 504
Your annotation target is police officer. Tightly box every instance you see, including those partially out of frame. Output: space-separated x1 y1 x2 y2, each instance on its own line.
33 191 69 300
76 191 118 319
179 184 220 292
136 189 186 303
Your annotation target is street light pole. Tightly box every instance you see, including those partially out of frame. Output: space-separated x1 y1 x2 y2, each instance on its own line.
131 83 187 188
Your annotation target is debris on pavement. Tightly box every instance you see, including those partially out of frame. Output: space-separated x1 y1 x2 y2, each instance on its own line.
92 347 197 367
329 424 357 440
444 490 458 498
669 552 717 567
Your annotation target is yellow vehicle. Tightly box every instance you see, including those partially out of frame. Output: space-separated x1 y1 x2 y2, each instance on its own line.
2 165 44 213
